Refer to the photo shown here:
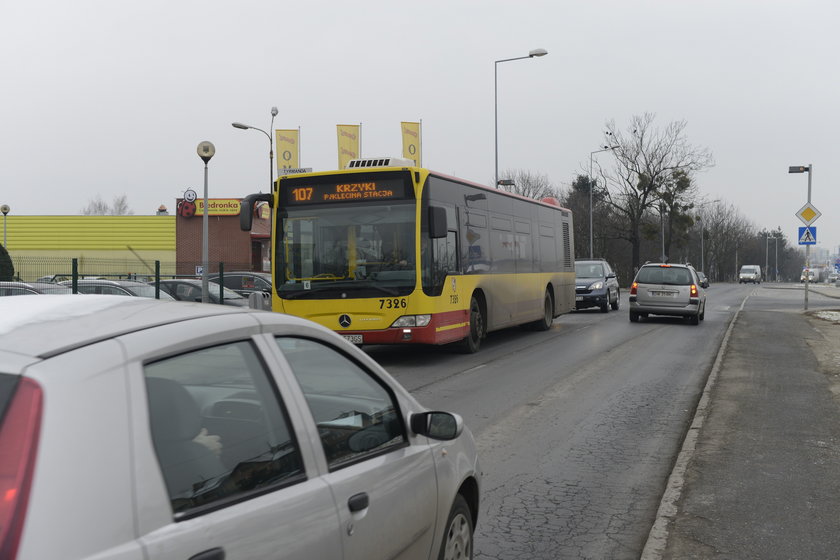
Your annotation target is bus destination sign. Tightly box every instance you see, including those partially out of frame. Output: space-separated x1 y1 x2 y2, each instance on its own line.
285 178 408 205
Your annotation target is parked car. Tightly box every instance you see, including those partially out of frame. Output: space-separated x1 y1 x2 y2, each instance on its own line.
0 281 73 296
34 274 71 283
60 279 175 300
574 259 620 312
738 265 762 284
800 269 816 283
629 262 707 325
156 278 249 306
209 271 272 298
697 271 710 288
0 295 480 560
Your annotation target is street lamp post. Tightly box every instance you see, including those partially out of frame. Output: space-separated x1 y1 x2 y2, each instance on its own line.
232 105 278 193
494 48 547 187
789 164 813 310
1 205 9 248
197 141 216 303
766 235 780 283
588 145 617 258
659 202 666 262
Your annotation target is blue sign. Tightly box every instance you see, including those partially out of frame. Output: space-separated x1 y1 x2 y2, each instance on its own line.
798 226 816 245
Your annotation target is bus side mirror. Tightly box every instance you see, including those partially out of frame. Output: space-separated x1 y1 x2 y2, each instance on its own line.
240 193 274 231
429 206 447 239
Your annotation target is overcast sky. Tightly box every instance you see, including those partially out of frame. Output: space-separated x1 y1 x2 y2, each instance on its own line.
2 0 839 256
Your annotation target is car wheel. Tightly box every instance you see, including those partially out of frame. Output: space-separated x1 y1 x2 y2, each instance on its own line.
531 289 554 331
460 295 484 353
699 303 705 321
629 311 639 323
610 289 620 311
438 494 473 560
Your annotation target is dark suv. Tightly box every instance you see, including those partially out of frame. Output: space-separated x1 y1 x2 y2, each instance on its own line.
574 259 620 312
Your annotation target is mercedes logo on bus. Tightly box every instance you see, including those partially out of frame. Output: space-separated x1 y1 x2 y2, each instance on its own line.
338 314 352 328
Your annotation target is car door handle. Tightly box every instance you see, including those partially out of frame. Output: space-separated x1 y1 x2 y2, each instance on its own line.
348 492 369 512
189 547 225 560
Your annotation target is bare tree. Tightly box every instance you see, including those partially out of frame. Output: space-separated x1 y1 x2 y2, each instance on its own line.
602 113 713 271
496 169 560 200
81 194 135 216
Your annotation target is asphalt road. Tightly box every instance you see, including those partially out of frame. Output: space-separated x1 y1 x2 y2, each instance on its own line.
366 283 741 559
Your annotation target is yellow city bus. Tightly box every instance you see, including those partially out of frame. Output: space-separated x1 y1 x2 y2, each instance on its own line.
240 158 575 352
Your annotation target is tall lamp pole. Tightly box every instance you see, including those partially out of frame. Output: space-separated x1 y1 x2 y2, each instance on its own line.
197 141 215 303
789 164 813 310
766 234 780 283
233 105 278 193
494 48 547 187
1 205 9 249
588 145 617 258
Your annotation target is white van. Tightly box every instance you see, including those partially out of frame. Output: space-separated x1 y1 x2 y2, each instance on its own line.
739 265 762 284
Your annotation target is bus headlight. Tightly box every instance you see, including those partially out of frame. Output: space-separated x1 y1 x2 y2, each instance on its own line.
390 315 432 328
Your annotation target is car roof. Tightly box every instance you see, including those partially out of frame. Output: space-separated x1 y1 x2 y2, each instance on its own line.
0 295 252 359
60 279 153 286
641 262 691 268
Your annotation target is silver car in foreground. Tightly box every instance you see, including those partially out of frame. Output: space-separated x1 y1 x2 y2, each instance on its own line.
629 262 707 324
0 295 480 560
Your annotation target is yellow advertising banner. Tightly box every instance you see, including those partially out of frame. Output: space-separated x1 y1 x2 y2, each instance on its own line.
337 124 360 169
401 121 421 166
275 129 299 172
195 199 241 216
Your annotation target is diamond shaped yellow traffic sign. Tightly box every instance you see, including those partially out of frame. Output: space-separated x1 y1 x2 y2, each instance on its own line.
796 202 821 225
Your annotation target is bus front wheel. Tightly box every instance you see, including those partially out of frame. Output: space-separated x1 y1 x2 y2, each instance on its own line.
461 296 484 353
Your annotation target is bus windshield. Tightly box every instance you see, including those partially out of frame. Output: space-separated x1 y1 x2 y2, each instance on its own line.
278 202 416 299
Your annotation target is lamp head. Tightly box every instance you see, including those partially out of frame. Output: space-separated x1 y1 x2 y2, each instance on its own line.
232 122 249 130
271 107 278 117
197 141 216 163
529 48 548 57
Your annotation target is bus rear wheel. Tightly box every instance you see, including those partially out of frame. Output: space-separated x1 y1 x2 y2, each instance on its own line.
531 289 554 331
461 295 484 353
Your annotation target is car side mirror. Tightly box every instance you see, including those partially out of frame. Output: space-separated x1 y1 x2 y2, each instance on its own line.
410 411 463 440
606 273 616 279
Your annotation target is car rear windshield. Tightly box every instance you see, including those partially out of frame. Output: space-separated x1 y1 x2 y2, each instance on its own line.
636 266 693 285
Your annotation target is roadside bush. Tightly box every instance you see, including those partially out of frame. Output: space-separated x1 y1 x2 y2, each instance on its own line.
0 244 13 281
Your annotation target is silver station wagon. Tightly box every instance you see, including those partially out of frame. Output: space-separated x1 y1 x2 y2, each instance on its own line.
629 262 707 325
0 295 480 560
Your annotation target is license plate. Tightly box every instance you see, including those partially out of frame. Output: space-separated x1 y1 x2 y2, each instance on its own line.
342 334 363 344
575 296 583 301
651 291 676 297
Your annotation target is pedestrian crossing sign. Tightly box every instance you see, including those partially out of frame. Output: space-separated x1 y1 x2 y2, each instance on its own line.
798 226 816 245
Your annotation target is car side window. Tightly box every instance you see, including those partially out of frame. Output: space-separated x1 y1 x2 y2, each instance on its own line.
275 337 406 470
144 340 305 517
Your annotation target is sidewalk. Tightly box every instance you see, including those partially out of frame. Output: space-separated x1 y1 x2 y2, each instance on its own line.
643 294 840 559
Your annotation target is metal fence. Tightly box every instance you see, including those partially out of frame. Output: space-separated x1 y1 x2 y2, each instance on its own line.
6 256 258 283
